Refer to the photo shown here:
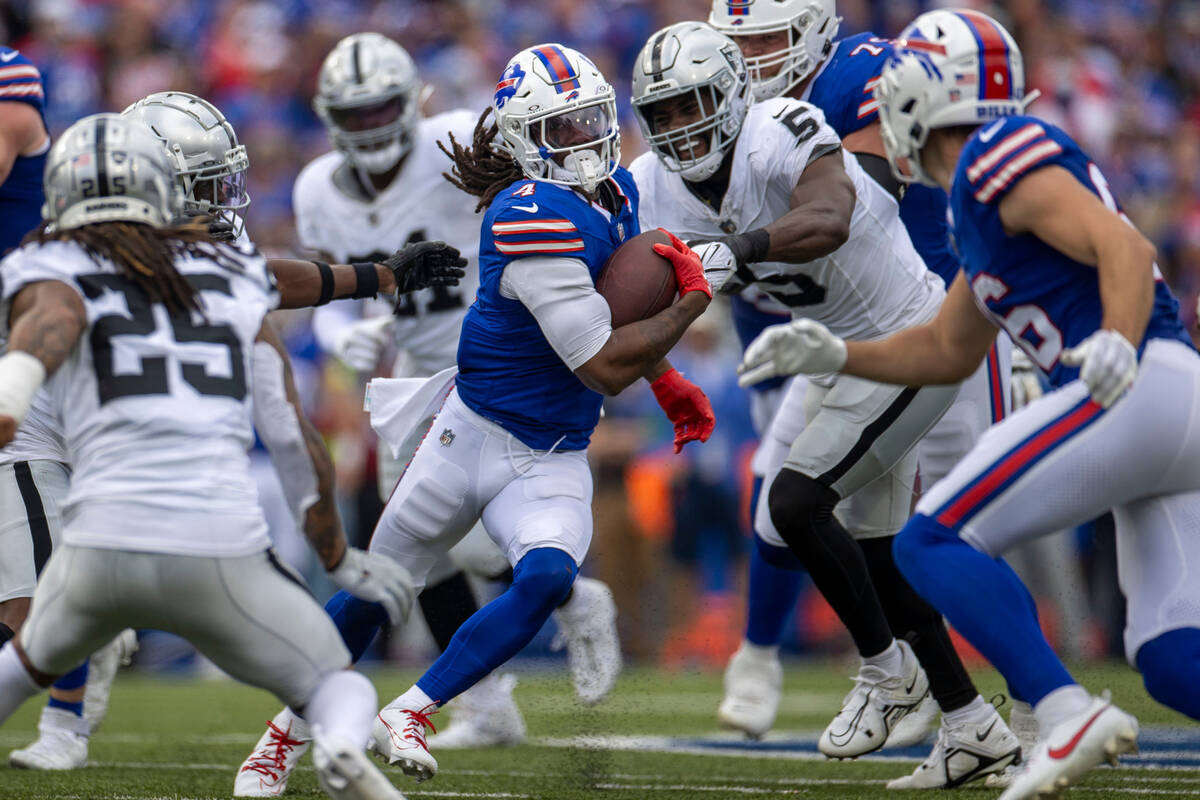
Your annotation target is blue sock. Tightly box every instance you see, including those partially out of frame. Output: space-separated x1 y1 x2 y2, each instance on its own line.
325 590 390 663
417 547 577 704
48 661 88 717
746 478 806 646
1136 627 1200 720
893 514 1073 705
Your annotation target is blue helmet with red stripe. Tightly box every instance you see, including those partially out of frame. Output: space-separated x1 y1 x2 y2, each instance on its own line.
493 43 619 195
874 9 1038 186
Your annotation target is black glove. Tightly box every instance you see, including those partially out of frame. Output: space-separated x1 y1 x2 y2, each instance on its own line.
381 241 467 306
207 218 237 242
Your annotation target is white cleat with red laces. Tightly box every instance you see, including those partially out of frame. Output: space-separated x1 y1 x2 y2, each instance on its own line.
997 693 1138 800
313 729 408 800
369 702 439 782
234 708 312 797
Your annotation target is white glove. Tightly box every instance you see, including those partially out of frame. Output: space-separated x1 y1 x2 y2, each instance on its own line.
738 318 847 387
328 547 415 625
1009 347 1044 411
691 241 742 294
1059 329 1137 408
331 316 393 372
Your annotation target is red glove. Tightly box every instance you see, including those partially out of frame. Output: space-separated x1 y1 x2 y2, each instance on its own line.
650 368 715 454
652 228 712 299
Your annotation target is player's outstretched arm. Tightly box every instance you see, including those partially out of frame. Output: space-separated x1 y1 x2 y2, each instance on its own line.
763 150 856 264
0 281 86 447
998 165 1156 348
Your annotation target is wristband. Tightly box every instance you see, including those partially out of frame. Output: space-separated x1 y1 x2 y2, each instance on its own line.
0 351 47 424
721 229 770 266
350 262 380 299
312 260 335 306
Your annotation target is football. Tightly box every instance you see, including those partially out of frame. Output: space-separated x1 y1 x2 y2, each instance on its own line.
596 229 678 328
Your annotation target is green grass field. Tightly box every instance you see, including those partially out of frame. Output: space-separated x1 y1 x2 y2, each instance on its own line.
1 660 1197 799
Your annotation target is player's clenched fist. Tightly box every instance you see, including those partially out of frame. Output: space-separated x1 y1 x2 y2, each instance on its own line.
652 228 711 299
738 318 847 387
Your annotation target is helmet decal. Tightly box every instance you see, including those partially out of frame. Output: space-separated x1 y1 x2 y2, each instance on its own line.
956 10 1012 101
495 62 526 109
532 45 581 93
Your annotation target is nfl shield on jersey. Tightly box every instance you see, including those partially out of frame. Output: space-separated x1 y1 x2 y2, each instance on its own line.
294 110 483 376
951 116 1191 388
631 97 943 347
0 238 278 557
456 168 639 451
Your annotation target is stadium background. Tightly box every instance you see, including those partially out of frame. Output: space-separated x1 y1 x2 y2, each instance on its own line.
3 0 1198 671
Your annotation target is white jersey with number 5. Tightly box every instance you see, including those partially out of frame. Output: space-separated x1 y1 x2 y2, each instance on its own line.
0 238 277 557
631 98 944 344
295 110 483 376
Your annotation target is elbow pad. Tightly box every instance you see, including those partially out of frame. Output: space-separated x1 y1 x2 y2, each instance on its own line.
252 342 319 522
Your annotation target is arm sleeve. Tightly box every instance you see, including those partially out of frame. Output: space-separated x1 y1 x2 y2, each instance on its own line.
499 255 612 371
252 339 319 522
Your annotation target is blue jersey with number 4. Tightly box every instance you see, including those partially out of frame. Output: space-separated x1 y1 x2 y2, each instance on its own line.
804 33 959 283
457 169 640 451
951 116 1191 389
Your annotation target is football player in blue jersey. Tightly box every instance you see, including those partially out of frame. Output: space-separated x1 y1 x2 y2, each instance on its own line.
740 9 1200 798
252 43 715 785
708 0 1022 758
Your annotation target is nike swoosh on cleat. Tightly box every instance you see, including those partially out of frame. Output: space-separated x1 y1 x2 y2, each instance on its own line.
513 202 538 213
905 675 918 693
1047 704 1110 760
976 719 998 742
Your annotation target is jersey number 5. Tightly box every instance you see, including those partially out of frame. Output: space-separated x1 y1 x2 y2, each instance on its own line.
78 273 247 405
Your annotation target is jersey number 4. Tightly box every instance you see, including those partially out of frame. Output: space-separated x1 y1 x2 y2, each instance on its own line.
78 273 247 405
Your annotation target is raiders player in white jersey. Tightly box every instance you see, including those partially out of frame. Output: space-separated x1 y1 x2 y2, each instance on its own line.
631 23 1019 781
0 114 419 800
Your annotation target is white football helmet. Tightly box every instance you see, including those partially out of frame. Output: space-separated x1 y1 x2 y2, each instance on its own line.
875 9 1037 187
314 32 421 174
708 0 840 101
122 91 250 237
43 113 182 231
493 43 619 195
631 22 753 182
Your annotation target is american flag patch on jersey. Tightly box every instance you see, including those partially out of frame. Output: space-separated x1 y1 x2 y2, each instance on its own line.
967 122 1063 203
491 218 585 255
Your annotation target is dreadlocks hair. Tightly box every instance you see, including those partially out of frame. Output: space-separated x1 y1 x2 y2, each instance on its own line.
439 107 525 213
23 217 246 315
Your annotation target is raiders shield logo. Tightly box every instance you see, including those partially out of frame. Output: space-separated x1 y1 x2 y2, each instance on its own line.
439 428 456 446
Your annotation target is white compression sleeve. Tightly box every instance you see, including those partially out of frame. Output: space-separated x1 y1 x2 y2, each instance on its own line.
500 256 612 371
252 341 319 522
0 351 47 424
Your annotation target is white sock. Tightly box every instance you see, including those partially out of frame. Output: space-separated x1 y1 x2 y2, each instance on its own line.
1034 684 1092 736
40 705 89 737
942 694 992 728
304 670 376 749
396 684 437 711
862 640 904 675
741 641 779 660
0 643 43 723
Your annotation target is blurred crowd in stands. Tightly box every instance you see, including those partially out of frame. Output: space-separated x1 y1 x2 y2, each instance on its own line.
2 0 1196 669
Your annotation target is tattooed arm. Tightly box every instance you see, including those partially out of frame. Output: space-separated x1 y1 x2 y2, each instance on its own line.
252 321 347 570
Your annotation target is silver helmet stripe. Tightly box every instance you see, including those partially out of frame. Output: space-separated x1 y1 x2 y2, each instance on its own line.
95 116 109 196
649 30 668 82
352 39 362 84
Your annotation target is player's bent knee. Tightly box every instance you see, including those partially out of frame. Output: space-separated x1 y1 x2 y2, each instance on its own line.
892 514 951 578
753 533 806 571
766 468 839 551
1136 628 1200 720
511 547 578 612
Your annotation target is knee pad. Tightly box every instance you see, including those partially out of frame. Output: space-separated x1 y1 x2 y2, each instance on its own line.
753 533 806 572
1136 628 1200 720
511 548 578 612
766 469 839 553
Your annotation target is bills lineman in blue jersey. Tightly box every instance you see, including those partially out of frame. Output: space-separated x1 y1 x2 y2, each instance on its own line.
740 9 1200 798
296 44 714 784
0 46 142 772
708 0 1018 754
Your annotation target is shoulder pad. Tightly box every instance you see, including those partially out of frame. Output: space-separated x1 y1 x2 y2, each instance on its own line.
0 49 45 106
960 116 1068 204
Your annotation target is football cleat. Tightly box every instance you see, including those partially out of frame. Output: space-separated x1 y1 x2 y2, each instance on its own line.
986 699 1040 788
818 640 929 759
886 693 939 748
313 729 408 800
234 708 312 797
997 693 1137 800
370 702 439 781
551 577 622 705
426 673 525 749
8 707 89 770
886 704 1021 789
83 628 138 734
717 641 782 739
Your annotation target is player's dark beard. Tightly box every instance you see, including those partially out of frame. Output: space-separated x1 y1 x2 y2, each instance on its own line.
682 146 735 211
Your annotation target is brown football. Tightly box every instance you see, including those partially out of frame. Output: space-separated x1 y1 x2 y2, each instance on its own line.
596 229 678 328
